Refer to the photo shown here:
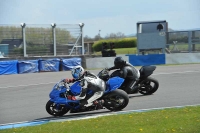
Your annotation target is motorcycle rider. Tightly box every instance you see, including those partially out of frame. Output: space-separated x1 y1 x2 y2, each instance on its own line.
107 56 140 94
65 65 105 109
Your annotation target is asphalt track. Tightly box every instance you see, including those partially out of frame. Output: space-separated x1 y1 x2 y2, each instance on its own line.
0 64 200 125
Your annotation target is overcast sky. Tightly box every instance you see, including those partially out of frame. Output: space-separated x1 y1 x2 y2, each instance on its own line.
0 0 200 37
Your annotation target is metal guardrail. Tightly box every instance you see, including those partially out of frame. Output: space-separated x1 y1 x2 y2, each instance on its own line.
1 24 200 57
166 30 200 53
137 30 200 54
0 23 85 58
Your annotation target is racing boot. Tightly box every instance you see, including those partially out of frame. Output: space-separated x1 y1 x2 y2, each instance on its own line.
129 86 139 94
93 100 104 109
128 80 139 94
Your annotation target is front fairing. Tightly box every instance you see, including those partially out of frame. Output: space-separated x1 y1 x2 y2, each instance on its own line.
49 83 80 109
49 84 66 101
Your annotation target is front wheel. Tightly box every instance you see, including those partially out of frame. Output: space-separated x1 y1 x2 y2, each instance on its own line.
103 89 129 111
46 100 70 116
138 77 159 95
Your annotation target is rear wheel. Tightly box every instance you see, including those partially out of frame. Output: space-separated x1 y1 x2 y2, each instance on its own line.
138 77 159 95
46 100 70 116
103 89 129 111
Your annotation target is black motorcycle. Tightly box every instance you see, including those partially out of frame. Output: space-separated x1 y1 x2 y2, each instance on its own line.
99 66 159 95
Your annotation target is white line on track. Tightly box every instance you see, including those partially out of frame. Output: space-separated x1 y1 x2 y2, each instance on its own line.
1 104 200 127
153 70 200 75
0 70 200 89
0 82 55 89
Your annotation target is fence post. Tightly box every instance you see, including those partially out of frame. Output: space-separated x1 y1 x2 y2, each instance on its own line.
79 23 84 55
21 23 27 57
188 31 192 53
51 23 56 56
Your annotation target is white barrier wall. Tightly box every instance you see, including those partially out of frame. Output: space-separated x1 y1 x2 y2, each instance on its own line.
166 53 200 64
86 55 128 69
86 53 200 69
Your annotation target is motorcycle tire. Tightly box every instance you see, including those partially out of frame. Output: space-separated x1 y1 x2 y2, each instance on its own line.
46 100 70 116
103 89 129 111
138 77 159 95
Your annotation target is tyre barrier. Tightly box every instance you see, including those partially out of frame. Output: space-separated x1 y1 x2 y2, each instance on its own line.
0 58 81 75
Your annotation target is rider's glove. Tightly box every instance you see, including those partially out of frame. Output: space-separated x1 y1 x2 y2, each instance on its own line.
84 71 89 75
67 95 76 100
62 79 67 83
105 67 110 71
64 78 75 83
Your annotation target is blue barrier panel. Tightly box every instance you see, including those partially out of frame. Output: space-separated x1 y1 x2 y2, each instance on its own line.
61 58 81 71
127 54 165 66
0 60 18 75
18 60 39 74
39 58 60 72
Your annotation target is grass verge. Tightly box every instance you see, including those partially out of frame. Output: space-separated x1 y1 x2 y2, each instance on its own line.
1 106 200 133
93 47 137 55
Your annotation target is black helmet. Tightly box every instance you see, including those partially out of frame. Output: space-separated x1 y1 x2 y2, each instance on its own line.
114 57 126 68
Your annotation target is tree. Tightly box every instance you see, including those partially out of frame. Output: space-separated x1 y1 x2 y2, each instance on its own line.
105 32 125 39
84 35 93 42
93 34 102 41
116 32 125 38
0 26 22 43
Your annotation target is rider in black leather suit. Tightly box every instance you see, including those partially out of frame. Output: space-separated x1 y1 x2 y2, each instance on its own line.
108 57 140 94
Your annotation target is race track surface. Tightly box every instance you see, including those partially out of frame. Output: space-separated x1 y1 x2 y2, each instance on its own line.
0 64 200 125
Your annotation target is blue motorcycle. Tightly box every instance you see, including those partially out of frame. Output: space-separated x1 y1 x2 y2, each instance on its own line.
46 69 129 116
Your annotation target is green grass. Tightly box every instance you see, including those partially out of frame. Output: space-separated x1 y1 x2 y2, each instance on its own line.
114 47 137 54
168 43 200 51
1 106 200 133
93 44 200 55
93 47 137 55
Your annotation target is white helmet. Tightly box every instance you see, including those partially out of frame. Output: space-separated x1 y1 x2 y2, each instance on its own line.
71 66 84 79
